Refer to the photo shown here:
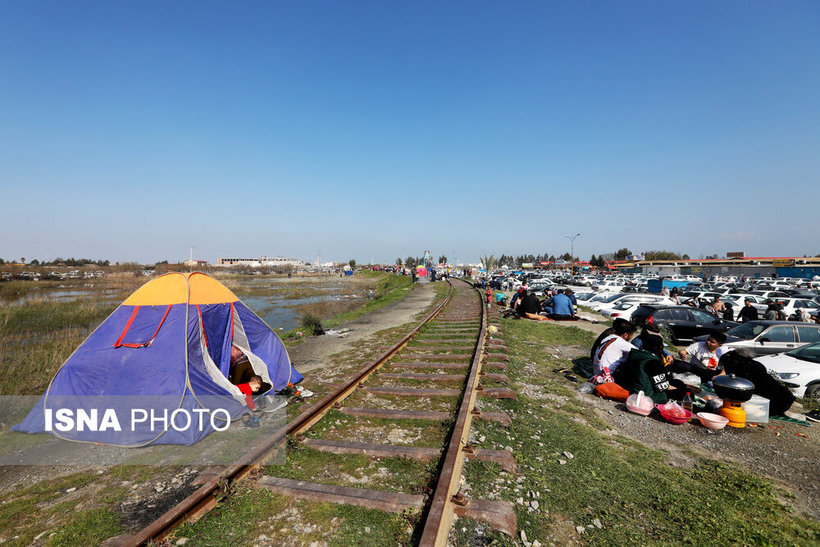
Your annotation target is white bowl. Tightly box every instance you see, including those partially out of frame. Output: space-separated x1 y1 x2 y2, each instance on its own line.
697 412 729 430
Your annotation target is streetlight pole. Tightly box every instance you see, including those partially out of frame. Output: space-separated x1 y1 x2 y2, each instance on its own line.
564 233 581 275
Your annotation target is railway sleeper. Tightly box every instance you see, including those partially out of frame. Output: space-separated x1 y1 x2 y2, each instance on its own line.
258 476 425 513
389 362 469 370
377 372 465 381
452 496 518 539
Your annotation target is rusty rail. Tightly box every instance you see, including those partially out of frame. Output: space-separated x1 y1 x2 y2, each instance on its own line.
123 280 455 545
419 282 487 546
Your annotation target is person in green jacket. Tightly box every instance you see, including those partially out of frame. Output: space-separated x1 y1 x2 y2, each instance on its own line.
614 330 677 404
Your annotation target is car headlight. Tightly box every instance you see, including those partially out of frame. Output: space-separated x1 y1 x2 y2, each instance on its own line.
777 372 800 380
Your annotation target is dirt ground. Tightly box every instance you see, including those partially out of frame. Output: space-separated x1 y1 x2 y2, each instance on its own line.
543 314 820 521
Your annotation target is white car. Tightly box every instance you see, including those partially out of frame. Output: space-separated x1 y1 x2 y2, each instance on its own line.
593 294 675 315
776 298 820 320
758 342 820 400
578 292 619 309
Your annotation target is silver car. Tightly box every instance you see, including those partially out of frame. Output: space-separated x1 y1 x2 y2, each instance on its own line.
713 321 820 356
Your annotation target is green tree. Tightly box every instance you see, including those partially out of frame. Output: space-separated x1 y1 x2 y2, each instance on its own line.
481 253 497 274
644 250 683 261
438 255 447 264
614 248 632 260
405 256 417 268
348 259 356 270
395 258 402 266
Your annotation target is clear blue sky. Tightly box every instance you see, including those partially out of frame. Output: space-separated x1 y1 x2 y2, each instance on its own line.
2 1 818 265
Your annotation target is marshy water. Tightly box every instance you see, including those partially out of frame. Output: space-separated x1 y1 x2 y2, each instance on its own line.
1 275 369 333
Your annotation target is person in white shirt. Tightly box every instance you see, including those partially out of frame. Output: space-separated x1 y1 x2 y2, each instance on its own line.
592 320 637 383
678 333 728 373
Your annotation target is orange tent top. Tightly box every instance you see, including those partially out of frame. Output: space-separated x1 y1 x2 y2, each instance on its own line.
122 272 239 306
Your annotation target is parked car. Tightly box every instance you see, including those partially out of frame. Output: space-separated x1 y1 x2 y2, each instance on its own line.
776 298 820 320
595 294 674 316
757 342 820 400
695 321 820 356
631 305 736 344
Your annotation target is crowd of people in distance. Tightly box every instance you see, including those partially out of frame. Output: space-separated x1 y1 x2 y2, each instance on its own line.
587 318 797 416
669 287 819 324
501 285 578 322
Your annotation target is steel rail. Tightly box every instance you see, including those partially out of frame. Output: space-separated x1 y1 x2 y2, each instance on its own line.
418 282 486 546
124 280 455 546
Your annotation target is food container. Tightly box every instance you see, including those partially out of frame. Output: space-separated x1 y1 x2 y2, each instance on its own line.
742 394 770 424
711 374 755 403
626 391 654 416
656 402 693 425
697 412 729 430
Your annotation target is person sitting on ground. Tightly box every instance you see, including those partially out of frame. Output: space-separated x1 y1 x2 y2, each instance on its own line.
516 289 550 321
591 320 637 383
678 333 729 380
719 349 795 416
237 374 263 410
590 318 629 360
614 329 678 404
737 299 759 323
509 286 525 310
543 289 575 319
565 288 577 312
631 323 674 365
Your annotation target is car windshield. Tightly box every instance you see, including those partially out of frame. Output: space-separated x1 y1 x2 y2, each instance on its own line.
600 294 623 303
725 322 767 340
786 342 820 364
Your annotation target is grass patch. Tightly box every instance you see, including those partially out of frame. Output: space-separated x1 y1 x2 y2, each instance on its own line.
265 443 437 494
323 271 413 329
0 471 107 544
46 509 122 547
173 486 289 545
177 475 419 545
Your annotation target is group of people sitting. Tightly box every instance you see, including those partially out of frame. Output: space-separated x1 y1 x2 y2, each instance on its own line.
587 318 796 415
504 286 578 321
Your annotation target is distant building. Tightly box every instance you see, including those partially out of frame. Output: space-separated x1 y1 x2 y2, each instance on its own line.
217 256 304 268
184 259 209 267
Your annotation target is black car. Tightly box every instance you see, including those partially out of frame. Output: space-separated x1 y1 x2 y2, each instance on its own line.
631 304 737 344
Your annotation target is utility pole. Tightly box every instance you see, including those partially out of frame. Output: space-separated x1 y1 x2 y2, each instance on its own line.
564 233 581 275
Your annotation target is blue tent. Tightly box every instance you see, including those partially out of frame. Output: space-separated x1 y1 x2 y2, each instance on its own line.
13 272 302 446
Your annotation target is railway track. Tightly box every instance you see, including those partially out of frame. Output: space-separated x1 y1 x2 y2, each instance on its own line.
124 278 517 545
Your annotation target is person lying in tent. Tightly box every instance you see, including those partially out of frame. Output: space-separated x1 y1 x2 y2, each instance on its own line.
229 344 313 401
237 375 264 410
228 344 313 398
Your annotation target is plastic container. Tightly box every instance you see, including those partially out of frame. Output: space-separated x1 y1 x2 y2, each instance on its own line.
697 412 729 430
742 394 770 424
626 391 654 416
656 402 693 425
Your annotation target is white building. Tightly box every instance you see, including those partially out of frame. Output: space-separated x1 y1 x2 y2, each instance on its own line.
217 256 304 268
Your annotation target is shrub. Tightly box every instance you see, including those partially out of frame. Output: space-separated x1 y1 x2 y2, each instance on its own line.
301 312 324 335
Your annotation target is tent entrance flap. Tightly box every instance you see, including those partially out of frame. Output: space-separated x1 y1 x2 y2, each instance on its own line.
113 305 172 348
